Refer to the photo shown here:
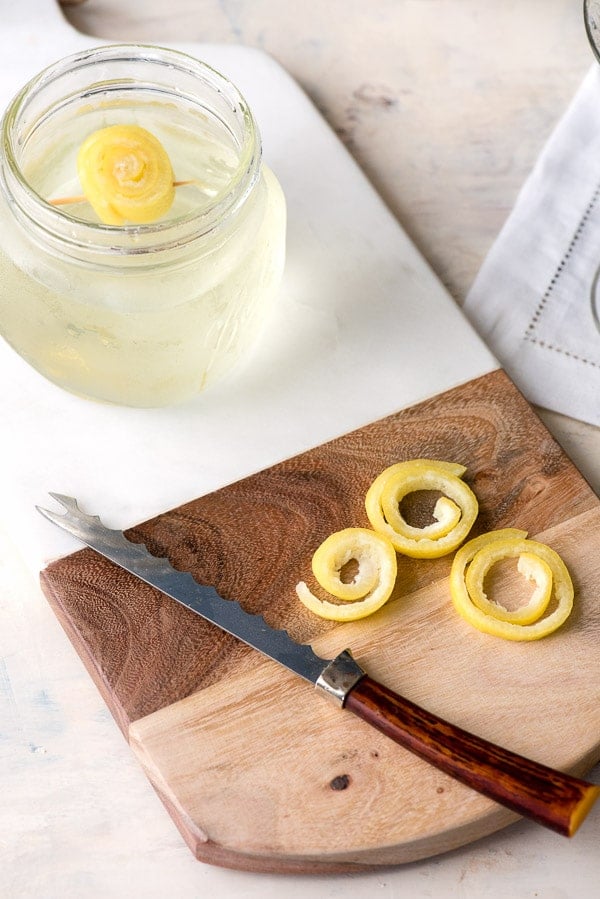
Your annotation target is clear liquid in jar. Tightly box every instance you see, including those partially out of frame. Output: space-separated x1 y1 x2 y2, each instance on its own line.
0 98 286 406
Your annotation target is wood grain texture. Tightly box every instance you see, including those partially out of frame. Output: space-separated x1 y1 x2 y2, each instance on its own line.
128 507 600 869
344 676 600 837
40 370 600 870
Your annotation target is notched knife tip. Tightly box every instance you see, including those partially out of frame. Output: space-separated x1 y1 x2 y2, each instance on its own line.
47 492 80 509
36 493 82 523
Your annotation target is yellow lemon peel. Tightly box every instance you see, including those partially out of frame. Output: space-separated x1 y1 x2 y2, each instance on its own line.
365 459 478 558
450 529 574 640
295 527 397 621
77 124 175 225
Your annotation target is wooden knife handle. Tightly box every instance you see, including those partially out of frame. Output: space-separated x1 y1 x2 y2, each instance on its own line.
344 675 600 836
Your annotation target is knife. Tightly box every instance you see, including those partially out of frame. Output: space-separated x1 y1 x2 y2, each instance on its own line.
37 493 599 837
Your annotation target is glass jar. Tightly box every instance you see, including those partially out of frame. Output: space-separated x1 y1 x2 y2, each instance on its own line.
0 45 286 406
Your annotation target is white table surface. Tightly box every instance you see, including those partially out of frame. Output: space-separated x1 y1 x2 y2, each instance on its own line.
2 2 600 897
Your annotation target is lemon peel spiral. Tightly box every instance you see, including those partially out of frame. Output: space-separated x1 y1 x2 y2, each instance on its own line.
365 459 478 558
450 529 574 640
295 527 397 621
77 124 175 225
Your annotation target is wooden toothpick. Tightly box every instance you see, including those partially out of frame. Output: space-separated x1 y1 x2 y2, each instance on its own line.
48 179 198 207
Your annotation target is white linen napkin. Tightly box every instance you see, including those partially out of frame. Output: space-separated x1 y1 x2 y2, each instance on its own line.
464 65 600 426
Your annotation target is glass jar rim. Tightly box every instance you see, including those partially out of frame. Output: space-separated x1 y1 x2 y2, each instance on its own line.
0 43 262 259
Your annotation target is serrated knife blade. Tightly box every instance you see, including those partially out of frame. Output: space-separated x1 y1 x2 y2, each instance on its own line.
37 493 599 837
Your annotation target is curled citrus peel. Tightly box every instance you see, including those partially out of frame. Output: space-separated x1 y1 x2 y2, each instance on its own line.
295 527 397 621
77 124 175 225
450 529 574 640
365 459 478 558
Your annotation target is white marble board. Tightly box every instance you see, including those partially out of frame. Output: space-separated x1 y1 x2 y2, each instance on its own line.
0 0 496 574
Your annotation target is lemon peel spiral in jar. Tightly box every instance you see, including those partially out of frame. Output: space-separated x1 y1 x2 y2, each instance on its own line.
0 45 286 407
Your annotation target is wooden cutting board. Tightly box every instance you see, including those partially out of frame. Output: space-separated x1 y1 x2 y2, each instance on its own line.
40 369 600 873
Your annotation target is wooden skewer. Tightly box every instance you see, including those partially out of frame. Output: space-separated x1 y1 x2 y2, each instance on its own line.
48 180 198 207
